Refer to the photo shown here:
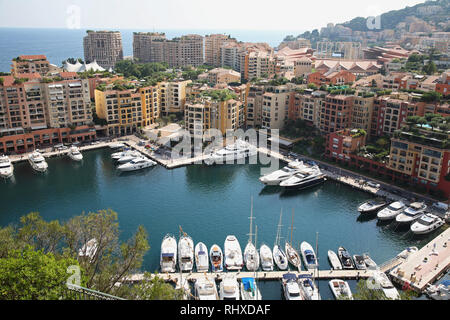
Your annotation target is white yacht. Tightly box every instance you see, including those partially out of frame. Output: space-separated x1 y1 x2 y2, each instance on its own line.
358 199 387 214
0 155 14 179
329 279 353 300
210 140 257 165
411 214 444 235
395 202 428 225
377 201 406 221
194 242 209 272
68 146 83 161
240 277 262 300
210 244 223 273
363 254 378 270
285 242 301 269
279 165 326 190
111 149 132 160
259 244 274 271
117 157 156 172
117 151 142 164
109 142 126 149
28 151 48 172
78 238 98 262
298 275 321 300
219 274 240 300
282 273 303 300
328 250 342 270
426 280 450 300
259 162 306 186
160 234 177 273
194 275 218 300
353 255 367 270
244 242 260 272
300 241 318 270
372 271 400 300
178 234 194 272
224 235 243 271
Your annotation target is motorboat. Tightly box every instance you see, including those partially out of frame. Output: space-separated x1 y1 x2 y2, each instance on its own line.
300 241 318 270
224 235 243 271
160 234 177 273
298 275 321 300
178 234 194 272
426 280 450 300
219 274 240 300
210 140 257 164
78 238 98 262
411 214 444 235
209 244 223 272
358 199 387 214
68 146 83 161
285 242 301 269
329 279 353 300
259 164 305 186
194 275 218 300
244 242 260 271
377 201 406 221
240 277 262 300
395 202 428 225
328 250 342 270
117 151 142 164
28 151 48 172
279 165 326 190
337 246 355 269
259 244 274 271
0 155 14 178
372 271 400 300
111 149 132 160
117 157 156 172
353 255 367 270
282 273 303 300
273 244 288 270
195 242 209 272
109 142 126 149
363 253 378 270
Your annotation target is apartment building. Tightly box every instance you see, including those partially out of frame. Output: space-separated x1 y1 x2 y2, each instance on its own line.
294 57 313 78
159 80 191 115
132 32 167 63
83 31 124 69
351 95 374 133
261 86 291 130
198 68 241 85
320 95 354 133
185 100 214 138
155 35 204 68
205 34 236 67
278 38 311 50
246 85 265 128
11 55 51 76
299 91 326 128
326 128 367 162
247 51 277 80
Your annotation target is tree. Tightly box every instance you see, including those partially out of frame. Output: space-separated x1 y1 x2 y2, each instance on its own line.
422 60 437 75
353 279 416 300
130 273 185 300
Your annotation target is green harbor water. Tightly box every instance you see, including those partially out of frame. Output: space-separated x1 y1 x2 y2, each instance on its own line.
0 148 439 300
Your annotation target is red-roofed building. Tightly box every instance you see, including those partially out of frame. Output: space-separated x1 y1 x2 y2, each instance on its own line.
308 70 356 86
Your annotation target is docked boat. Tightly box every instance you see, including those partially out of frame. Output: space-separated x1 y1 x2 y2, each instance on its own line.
194 275 218 300
358 199 386 214
282 273 304 300
426 280 450 300
395 202 428 225
209 244 223 272
273 245 288 270
211 140 257 164
68 146 83 161
259 162 306 186
224 235 244 271
195 242 209 272
372 271 400 300
363 254 378 270
28 151 48 172
337 246 355 269
117 157 156 172
160 234 177 273
298 275 321 300
111 149 132 160
300 241 318 270
244 199 260 272
78 238 98 262
285 242 301 269
109 142 126 149
240 277 262 300
178 234 194 272
328 250 342 270
117 151 142 164
259 244 274 271
353 255 367 270
411 214 444 235
0 155 14 179
377 201 406 221
329 279 353 300
219 274 240 300
279 165 326 190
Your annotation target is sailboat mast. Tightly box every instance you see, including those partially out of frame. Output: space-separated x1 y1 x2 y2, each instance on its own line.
275 209 283 247
254 225 258 300
248 197 254 244
290 208 294 246
316 231 320 296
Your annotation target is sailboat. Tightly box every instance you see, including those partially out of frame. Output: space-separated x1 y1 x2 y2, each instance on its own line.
273 209 288 270
244 198 260 272
240 225 262 300
285 209 301 269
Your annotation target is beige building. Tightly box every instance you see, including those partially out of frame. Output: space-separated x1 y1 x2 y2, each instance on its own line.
198 68 241 85
294 57 313 78
261 85 291 130
133 32 167 63
159 80 192 115
278 38 311 50
205 34 236 67
351 95 374 133
11 55 51 76
300 92 325 128
83 31 123 70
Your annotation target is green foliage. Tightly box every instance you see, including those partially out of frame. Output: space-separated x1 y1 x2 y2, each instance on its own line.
353 280 416 300
0 77 3 85
421 91 442 103
13 77 27 85
130 273 185 300
115 60 168 78
202 89 237 102
423 60 437 75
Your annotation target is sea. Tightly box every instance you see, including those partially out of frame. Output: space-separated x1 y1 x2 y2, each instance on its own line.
0 27 304 73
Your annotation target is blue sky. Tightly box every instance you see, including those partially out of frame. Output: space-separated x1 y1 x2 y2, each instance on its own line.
0 0 427 31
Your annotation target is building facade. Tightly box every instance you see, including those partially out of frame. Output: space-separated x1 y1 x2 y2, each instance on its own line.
83 31 124 69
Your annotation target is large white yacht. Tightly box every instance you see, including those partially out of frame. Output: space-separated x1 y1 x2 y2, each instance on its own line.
117 157 156 172
410 214 444 235
210 140 257 165
377 201 406 221
68 146 83 161
282 273 303 300
117 151 142 164
224 235 244 270
259 161 306 186
0 155 14 178
178 234 194 272
395 202 428 225
160 234 177 273
219 274 240 300
28 151 48 173
194 275 219 300
279 165 326 190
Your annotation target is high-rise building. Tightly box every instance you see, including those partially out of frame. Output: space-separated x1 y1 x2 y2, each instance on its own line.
159 80 192 115
83 31 124 70
133 32 167 63
11 55 51 76
205 34 236 67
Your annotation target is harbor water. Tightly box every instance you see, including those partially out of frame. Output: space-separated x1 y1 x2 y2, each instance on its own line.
0 148 439 299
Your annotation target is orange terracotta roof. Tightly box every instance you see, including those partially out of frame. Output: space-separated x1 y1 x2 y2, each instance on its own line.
19 55 47 60
59 72 78 79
